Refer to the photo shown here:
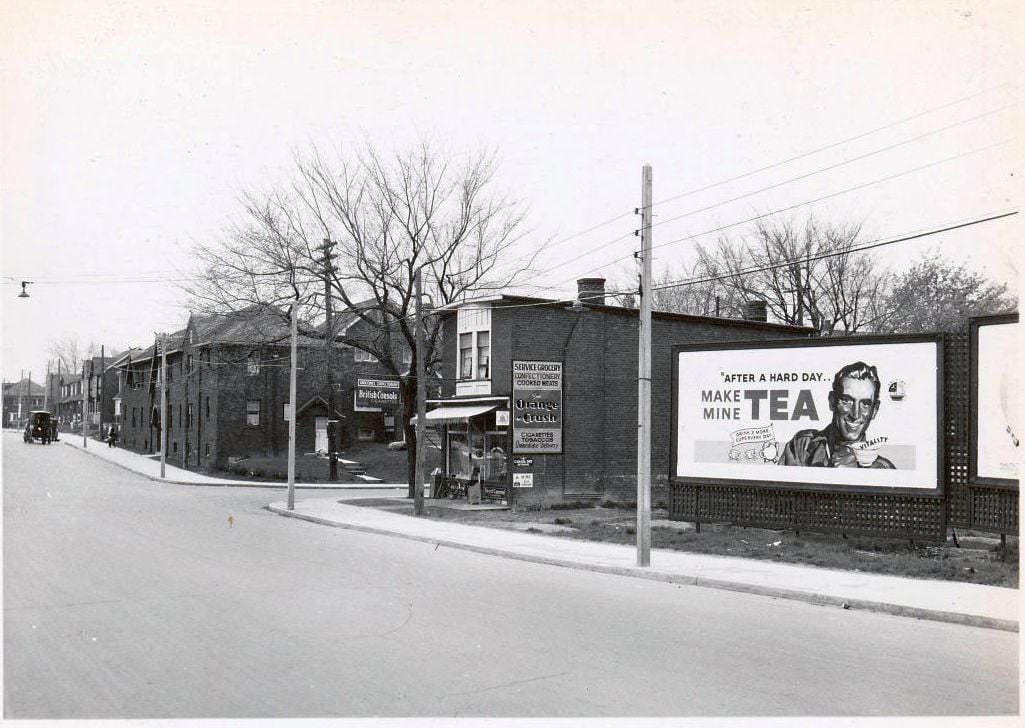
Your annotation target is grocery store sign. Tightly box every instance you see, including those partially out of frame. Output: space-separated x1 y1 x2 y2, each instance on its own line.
512 360 562 454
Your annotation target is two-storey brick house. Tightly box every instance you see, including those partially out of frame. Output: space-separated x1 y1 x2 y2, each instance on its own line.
427 278 816 505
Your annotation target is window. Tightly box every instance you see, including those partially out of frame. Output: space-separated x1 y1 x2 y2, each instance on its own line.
353 348 377 363
246 399 260 426
476 331 490 379
247 355 260 376
132 408 137 428
205 443 210 456
178 404 182 429
459 333 473 379
186 354 193 373
186 403 193 429
205 396 210 419
402 348 412 367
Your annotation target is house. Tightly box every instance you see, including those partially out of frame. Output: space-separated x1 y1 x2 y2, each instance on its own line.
2 379 45 426
116 304 405 471
426 278 816 505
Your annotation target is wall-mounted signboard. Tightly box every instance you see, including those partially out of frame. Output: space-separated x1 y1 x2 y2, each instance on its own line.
970 313 1019 488
354 375 400 412
512 360 563 454
672 335 942 495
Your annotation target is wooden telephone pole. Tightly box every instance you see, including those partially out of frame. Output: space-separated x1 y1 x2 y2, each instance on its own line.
636 164 653 567
318 238 339 480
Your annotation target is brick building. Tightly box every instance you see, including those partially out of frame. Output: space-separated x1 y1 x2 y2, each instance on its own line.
2 379 45 426
116 305 406 470
427 279 815 505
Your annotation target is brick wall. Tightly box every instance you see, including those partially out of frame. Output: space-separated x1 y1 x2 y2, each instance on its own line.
442 302 812 505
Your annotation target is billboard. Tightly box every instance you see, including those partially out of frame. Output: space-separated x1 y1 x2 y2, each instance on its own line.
512 360 563 454
971 314 1019 486
354 375 400 412
673 336 942 493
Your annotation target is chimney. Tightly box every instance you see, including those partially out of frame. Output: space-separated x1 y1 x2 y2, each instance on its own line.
576 277 606 306
744 299 768 322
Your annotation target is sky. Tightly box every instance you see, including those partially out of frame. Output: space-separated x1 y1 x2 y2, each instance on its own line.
1 0 1022 383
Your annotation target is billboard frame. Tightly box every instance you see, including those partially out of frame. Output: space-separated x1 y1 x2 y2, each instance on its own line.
511 358 564 455
670 333 945 498
968 312 1019 490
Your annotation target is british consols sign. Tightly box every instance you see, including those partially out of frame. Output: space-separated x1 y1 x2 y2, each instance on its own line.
512 360 563 454
354 375 400 411
674 338 941 492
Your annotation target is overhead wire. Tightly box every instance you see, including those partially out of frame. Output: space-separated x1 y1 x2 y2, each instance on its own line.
559 138 1013 285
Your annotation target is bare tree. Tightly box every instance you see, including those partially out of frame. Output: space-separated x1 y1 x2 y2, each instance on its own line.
688 215 890 334
48 336 101 376
187 142 541 491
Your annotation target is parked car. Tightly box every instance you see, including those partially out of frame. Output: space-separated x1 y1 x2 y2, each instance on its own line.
23 410 53 444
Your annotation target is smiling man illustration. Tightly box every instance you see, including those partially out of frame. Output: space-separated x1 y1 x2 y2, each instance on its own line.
777 361 896 469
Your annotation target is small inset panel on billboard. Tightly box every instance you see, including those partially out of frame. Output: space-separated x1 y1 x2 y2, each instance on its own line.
512 360 562 454
673 337 941 493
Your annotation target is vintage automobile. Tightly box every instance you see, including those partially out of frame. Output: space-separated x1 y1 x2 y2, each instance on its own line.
23 410 54 444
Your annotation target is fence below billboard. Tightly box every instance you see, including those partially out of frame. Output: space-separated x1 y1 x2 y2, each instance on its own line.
673 337 941 493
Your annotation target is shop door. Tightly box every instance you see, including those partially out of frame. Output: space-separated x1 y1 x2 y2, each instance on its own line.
315 416 328 452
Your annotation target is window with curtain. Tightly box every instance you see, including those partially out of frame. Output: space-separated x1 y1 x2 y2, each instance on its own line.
246 399 260 426
459 333 473 379
476 331 490 380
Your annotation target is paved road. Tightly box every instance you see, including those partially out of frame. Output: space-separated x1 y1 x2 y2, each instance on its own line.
3 432 1018 718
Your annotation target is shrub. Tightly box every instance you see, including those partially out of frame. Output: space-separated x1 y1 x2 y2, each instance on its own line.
550 500 595 511
553 517 573 525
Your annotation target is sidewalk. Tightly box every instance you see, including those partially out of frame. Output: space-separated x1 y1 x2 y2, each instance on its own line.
268 495 1020 633
61 437 405 490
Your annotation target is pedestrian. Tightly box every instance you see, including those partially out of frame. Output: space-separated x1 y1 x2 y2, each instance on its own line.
107 424 118 448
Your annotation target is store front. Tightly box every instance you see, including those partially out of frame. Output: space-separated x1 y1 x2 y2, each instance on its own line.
417 397 510 503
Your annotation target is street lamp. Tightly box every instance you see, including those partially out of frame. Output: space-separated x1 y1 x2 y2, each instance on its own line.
17 281 32 298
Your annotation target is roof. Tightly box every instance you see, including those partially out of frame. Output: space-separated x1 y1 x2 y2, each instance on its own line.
3 379 45 396
314 298 403 339
435 294 817 334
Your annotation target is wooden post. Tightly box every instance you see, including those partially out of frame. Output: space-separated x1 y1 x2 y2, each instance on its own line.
414 268 427 516
287 300 298 510
636 164 653 567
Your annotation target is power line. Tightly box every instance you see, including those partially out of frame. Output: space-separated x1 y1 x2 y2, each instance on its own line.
560 138 1012 284
649 210 1019 294
496 84 1013 270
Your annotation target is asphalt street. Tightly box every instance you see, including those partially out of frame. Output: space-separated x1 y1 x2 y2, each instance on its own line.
2 431 1019 718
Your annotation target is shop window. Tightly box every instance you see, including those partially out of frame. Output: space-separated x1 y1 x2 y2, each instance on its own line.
448 430 471 479
484 431 507 480
246 399 261 426
459 333 473 379
247 355 260 376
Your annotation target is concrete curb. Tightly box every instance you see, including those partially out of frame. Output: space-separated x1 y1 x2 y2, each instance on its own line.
267 504 1019 634
61 441 402 491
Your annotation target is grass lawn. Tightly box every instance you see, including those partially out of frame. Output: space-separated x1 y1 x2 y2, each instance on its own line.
205 441 441 484
343 498 1019 587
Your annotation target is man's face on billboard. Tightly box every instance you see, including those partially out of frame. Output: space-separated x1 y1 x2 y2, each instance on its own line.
831 376 878 442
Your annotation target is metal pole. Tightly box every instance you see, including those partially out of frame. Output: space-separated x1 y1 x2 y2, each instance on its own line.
414 269 426 516
636 164 653 567
287 300 298 510
160 335 167 478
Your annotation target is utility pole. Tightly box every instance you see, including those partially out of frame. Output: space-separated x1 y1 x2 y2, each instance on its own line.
318 238 339 481
44 361 50 413
100 345 105 435
81 363 88 448
57 359 62 424
287 300 298 511
636 164 653 567
159 333 168 479
414 268 426 516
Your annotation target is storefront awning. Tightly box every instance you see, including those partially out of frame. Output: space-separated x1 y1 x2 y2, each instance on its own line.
410 403 498 424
